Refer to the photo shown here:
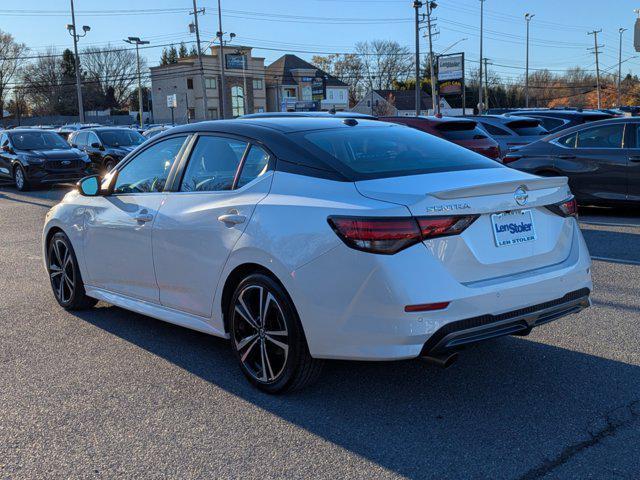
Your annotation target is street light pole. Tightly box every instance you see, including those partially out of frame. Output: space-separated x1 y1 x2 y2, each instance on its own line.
618 27 627 107
124 37 149 129
525 13 534 108
216 0 228 119
426 1 438 115
67 0 90 123
191 0 209 120
413 1 422 116
478 0 485 114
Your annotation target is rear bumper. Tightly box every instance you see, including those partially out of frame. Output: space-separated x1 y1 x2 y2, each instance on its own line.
420 288 590 356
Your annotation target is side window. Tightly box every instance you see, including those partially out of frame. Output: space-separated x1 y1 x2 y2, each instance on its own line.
87 132 100 146
237 145 270 188
180 136 247 192
557 132 577 148
75 131 87 147
536 117 566 131
576 124 624 149
0 133 9 146
113 136 188 194
481 123 510 136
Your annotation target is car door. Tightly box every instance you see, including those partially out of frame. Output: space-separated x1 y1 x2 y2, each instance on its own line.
152 134 273 318
0 133 13 178
84 131 104 166
624 122 640 201
82 134 191 303
567 123 627 203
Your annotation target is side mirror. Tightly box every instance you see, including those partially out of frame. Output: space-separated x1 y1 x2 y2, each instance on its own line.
2 144 13 153
77 175 101 196
90 142 100 149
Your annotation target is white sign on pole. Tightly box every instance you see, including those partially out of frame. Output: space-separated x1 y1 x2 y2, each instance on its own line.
635 18 640 52
166 94 177 108
438 54 464 81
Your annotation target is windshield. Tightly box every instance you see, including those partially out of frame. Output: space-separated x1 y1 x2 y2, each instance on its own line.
97 129 145 147
9 131 71 151
298 125 500 180
435 121 488 140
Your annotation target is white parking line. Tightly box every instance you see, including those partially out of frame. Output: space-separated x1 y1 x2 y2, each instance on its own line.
591 255 640 266
580 221 640 228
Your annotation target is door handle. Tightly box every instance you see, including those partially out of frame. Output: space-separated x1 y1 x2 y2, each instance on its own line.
134 210 154 223
629 156 640 162
555 154 576 159
218 213 246 225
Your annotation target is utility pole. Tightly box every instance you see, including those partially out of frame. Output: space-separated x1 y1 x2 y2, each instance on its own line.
618 27 627 107
478 0 485 114
67 0 90 123
525 13 534 108
588 29 603 109
190 0 209 120
483 57 489 111
425 1 438 115
216 0 228 119
413 1 422 116
124 37 149 129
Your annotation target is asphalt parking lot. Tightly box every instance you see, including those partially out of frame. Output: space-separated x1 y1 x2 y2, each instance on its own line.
1 183 639 479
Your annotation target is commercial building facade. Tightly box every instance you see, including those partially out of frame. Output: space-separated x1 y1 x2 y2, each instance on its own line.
150 45 266 122
265 54 349 112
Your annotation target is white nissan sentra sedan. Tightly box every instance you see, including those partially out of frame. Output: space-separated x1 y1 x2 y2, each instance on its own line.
42 117 592 393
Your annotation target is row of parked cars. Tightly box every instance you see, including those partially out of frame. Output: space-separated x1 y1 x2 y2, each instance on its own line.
0 123 174 191
1 108 636 207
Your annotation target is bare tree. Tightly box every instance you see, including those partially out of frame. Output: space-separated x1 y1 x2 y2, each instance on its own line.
312 53 365 106
0 30 28 120
81 44 143 108
355 40 413 91
21 48 71 115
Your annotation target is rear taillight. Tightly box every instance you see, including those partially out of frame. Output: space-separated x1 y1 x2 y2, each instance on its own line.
502 154 522 165
328 215 479 254
545 197 578 218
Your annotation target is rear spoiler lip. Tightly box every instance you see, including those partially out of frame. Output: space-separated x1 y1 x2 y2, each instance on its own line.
431 176 569 200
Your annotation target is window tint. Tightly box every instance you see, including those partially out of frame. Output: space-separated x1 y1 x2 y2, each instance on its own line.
435 121 487 140
506 120 548 136
98 129 144 147
481 123 510 136
0 133 9 146
180 136 247 192
9 131 70 150
299 125 500 180
534 117 567 131
576 124 623 148
113 136 187 194
75 131 87 146
557 132 577 148
237 145 270 188
87 132 100 146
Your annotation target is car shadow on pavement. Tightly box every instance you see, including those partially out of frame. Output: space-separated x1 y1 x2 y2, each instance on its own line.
71 305 640 479
0 183 71 208
580 227 640 265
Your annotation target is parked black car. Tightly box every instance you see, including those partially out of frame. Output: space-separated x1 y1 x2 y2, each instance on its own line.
0 129 92 191
68 127 145 172
502 110 614 133
504 117 639 206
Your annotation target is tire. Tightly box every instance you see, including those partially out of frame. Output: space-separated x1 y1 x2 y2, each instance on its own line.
47 232 97 310
229 273 323 394
103 158 117 173
13 165 30 191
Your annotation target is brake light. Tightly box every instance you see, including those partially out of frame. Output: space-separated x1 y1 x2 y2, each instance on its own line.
328 215 478 254
545 197 578 218
502 154 522 165
405 301 450 312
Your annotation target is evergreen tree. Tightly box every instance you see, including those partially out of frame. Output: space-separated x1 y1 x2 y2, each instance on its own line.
189 45 198 57
160 48 170 66
167 46 178 64
178 42 188 58
61 49 77 79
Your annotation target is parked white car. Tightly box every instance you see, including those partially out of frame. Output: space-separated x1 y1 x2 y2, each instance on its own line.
42 118 592 393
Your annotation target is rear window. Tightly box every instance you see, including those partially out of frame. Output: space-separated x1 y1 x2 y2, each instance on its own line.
298 125 500 180
532 116 567 131
506 120 548 136
434 121 487 140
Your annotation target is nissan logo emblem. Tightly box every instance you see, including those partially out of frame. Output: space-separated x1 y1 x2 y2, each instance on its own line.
514 186 528 206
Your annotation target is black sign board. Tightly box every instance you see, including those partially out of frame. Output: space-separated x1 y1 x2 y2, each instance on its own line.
225 54 247 70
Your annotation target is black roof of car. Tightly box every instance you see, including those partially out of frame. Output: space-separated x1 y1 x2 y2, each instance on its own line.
241 111 377 120
506 110 613 120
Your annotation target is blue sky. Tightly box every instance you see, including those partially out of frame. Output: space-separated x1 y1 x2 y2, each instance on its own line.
2 0 640 84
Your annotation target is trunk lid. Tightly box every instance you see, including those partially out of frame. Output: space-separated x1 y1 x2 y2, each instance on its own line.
355 168 576 283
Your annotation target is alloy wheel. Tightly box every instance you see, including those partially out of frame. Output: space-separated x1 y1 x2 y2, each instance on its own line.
48 238 75 304
232 284 290 383
14 168 24 190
